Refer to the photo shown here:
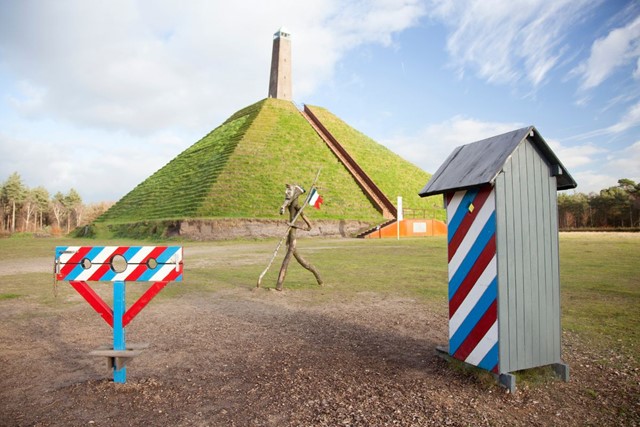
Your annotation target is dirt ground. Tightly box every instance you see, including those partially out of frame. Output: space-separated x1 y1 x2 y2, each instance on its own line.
1 250 639 426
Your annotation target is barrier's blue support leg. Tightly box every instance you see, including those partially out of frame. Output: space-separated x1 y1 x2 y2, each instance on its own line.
113 281 126 383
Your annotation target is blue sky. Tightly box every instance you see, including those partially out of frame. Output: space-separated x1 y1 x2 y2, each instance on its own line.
1 0 639 203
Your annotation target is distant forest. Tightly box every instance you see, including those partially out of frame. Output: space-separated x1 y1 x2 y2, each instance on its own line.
0 172 112 235
558 178 639 229
1 172 638 235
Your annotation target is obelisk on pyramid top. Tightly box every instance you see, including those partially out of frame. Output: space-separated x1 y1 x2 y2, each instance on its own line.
268 27 292 101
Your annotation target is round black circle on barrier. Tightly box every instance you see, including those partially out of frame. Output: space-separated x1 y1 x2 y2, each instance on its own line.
81 258 92 269
146 258 158 269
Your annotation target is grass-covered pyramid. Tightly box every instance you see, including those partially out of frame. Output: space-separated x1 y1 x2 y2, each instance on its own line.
95 98 443 237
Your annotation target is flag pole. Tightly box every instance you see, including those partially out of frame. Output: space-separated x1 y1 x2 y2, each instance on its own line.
256 169 321 288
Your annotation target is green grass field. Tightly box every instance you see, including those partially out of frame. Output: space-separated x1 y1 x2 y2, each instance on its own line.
0 233 638 361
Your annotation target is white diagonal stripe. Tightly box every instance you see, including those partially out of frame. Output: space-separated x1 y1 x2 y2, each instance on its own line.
446 190 466 218
150 264 178 282
59 246 81 264
449 255 497 338
448 189 495 279
127 247 154 264
91 247 118 264
465 321 498 366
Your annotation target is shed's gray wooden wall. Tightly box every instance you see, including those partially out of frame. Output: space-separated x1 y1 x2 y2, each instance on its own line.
494 138 562 374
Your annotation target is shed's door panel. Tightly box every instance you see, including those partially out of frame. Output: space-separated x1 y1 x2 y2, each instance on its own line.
445 185 498 373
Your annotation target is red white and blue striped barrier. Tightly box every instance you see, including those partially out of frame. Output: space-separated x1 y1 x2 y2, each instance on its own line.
445 185 498 373
54 245 183 383
55 246 183 282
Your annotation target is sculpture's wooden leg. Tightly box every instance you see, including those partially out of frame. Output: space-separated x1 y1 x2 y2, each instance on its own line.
293 250 323 285
276 241 294 291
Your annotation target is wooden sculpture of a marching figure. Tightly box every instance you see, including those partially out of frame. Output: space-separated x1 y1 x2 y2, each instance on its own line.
275 183 323 290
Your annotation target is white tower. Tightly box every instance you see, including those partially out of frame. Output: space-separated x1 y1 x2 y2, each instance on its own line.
268 27 292 101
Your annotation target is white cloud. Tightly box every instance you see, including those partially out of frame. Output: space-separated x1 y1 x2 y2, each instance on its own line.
562 100 640 141
0 128 192 202
577 14 640 90
0 0 428 202
426 0 597 87
572 141 640 193
0 0 427 136
380 116 635 196
607 140 640 176
607 100 640 133
545 139 604 169
381 116 522 174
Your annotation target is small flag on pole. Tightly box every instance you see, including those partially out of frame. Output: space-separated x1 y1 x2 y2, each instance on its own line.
308 188 323 209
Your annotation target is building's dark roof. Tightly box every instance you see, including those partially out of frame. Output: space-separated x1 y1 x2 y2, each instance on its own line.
419 126 577 197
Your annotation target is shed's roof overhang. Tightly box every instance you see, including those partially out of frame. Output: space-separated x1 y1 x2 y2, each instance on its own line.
419 126 577 197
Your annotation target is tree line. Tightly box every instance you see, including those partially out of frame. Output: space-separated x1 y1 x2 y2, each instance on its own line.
0 172 112 235
2 172 638 235
558 178 639 229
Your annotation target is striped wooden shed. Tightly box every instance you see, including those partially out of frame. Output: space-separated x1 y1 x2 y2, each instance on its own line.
419 126 576 392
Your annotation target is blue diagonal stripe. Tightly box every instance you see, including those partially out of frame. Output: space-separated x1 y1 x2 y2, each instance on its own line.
449 277 497 354
55 246 69 259
123 246 143 262
448 211 496 300
478 342 499 371
85 246 106 263
133 247 180 281
65 264 85 281
64 247 105 280
448 189 478 243
156 246 180 264
101 268 117 281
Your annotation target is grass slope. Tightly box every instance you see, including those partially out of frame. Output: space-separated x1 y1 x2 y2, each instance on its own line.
97 98 445 227
306 105 445 221
195 99 382 221
97 101 259 223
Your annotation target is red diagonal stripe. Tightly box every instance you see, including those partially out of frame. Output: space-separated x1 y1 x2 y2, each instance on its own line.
453 299 497 361
58 247 93 279
122 281 168 327
69 281 113 327
445 191 455 208
159 265 183 282
87 246 129 281
124 247 168 281
88 263 112 281
448 185 492 261
449 235 496 317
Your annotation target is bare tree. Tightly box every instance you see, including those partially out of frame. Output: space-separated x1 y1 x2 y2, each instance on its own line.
51 191 66 231
65 188 82 232
32 186 50 230
1 173 25 232
22 189 36 232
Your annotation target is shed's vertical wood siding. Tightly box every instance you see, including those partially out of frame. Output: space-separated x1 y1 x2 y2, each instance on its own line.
494 139 562 373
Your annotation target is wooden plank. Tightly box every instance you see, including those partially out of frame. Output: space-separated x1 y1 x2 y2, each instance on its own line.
517 143 533 369
494 173 510 373
89 350 143 358
97 343 150 350
530 145 544 366
503 155 518 370
549 177 561 360
122 282 168 327
68 281 113 327
541 165 554 363
511 147 526 370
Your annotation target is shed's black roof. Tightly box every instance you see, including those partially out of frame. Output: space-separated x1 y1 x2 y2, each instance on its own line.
419 126 577 197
